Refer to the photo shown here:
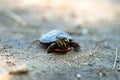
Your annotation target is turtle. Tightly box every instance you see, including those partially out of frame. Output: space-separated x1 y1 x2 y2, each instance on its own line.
39 30 81 53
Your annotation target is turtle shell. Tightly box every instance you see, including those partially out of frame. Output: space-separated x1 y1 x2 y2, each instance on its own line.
39 30 73 43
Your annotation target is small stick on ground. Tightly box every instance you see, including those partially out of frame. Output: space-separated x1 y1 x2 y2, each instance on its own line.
112 48 118 70
5 9 27 26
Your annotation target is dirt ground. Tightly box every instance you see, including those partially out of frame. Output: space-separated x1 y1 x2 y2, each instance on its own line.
0 0 120 80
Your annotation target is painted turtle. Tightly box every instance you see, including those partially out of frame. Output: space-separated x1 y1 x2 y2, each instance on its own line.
39 30 81 53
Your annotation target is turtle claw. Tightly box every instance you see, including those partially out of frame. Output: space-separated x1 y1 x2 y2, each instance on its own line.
74 46 81 52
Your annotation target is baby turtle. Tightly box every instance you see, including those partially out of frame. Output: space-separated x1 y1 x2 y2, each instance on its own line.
39 30 81 53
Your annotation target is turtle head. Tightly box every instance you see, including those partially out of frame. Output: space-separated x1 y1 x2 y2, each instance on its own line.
56 37 70 49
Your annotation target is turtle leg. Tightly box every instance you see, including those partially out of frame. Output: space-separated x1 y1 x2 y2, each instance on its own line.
47 43 56 53
69 41 81 52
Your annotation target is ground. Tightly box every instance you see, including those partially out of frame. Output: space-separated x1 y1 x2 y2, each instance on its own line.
0 0 120 80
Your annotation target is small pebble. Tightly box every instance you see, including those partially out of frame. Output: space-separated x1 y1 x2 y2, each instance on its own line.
76 73 81 80
117 66 120 72
98 69 107 76
99 72 104 76
116 58 119 62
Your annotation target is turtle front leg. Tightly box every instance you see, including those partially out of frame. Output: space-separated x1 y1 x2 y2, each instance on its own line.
47 43 56 53
69 41 81 52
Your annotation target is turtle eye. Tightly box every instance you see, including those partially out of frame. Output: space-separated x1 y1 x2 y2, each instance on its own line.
65 39 69 42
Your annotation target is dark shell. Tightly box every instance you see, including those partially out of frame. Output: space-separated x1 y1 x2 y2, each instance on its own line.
39 30 73 43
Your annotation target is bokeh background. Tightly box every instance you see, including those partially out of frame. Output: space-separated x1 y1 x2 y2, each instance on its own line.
0 0 120 80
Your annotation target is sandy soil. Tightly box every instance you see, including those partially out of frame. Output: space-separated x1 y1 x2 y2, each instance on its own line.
0 0 120 80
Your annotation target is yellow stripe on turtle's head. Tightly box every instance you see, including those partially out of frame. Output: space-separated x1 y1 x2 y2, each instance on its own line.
56 37 69 49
